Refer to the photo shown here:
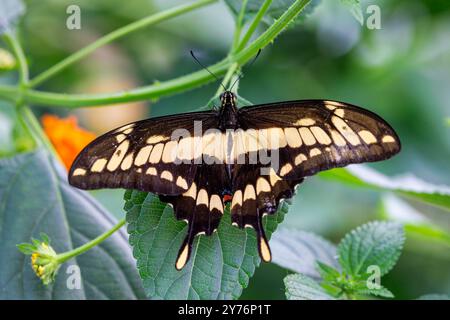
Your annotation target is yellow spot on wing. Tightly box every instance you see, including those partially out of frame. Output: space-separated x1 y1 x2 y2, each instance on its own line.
209 195 223 213
331 116 360 146
73 168 86 176
294 118 315 126
268 168 282 186
197 189 209 206
176 176 188 190
149 143 164 163
161 170 173 182
183 182 197 199
299 127 316 146
91 158 108 172
382 135 396 143
280 163 293 176
309 148 322 157
231 190 243 209
134 145 153 166
146 167 157 175
310 126 332 145
116 134 126 143
162 141 178 163
295 153 307 165
358 130 377 144
107 140 130 171
244 184 256 201
120 153 134 170
259 237 272 262
330 129 347 147
146 135 168 144
284 127 302 148
175 244 189 270
256 177 271 194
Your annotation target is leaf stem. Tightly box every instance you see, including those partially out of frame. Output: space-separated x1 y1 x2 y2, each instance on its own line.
28 0 218 87
231 0 248 53
2 32 59 157
0 0 311 108
236 0 273 52
56 218 126 264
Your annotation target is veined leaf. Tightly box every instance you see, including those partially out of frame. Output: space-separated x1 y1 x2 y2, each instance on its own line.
319 165 450 211
270 228 338 278
0 150 145 299
338 221 405 278
0 0 25 35
125 190 288 300
284 273 335 300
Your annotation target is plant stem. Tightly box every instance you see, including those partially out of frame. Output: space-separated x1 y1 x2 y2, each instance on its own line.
3 32 59 157
231 0 248 53
0 0 310 108
28 0 218 88
56 218 126 264
237 0 273 52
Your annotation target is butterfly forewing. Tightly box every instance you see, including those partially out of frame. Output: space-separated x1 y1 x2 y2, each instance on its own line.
69 111 217 195
237 99 401 179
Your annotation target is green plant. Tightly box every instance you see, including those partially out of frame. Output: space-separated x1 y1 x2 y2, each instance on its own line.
284 221 405 300
0 0 449 300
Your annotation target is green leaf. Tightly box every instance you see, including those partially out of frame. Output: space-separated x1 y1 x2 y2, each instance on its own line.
0 150 145 299
0 0 25 35
125 190 287 299
315 261 340 282
284 273 335 300
380 195 450 248
270 228 339 278
355 283 394 299
340 0 363 25
319 166 450 211
338 221 405 278
417 294 450 300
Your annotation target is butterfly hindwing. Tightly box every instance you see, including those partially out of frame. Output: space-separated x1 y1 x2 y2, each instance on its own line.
230 164 303 262
237 99 401 179
160 164 229 270
69 112 217 195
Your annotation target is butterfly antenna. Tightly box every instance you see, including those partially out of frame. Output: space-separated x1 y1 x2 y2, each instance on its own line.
229 49 262 91
190 50 226 92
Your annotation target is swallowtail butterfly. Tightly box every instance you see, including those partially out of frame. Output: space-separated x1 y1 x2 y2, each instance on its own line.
69 91 401 270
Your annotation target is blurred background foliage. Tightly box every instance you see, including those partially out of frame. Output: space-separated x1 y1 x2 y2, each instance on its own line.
0 0 449 299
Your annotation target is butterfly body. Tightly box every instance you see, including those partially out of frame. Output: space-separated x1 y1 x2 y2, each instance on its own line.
69 91 400 270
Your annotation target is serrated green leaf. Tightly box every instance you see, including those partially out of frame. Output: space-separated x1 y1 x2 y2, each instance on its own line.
125 190 287 300
270 228 338 278
355 283 394 298
0 0 25 35
0 150 145 299
319 166 450 211
284 273 335 300
315 261 340 282
338 221 405 278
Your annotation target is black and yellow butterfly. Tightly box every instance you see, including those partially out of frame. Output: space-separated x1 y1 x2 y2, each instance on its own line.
69 91 401 270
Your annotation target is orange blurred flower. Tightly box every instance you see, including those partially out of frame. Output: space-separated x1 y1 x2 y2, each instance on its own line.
42 115 96 171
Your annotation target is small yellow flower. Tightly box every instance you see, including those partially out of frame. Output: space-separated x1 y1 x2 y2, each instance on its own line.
42 115 96 171
18 234 61 285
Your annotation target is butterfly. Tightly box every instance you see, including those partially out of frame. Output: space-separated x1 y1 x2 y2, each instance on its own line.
69 91 401 270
